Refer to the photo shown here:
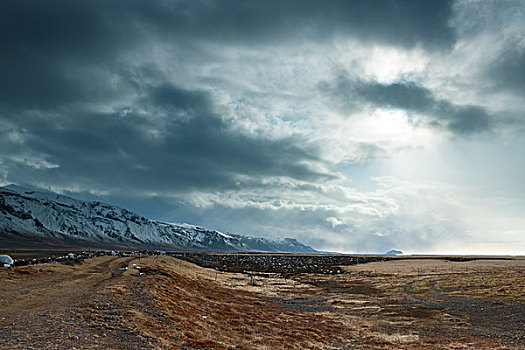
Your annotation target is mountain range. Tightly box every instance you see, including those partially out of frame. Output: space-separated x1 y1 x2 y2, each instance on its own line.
0 185 316 253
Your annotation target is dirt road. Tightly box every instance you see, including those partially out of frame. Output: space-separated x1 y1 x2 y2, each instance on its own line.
0 256 154 349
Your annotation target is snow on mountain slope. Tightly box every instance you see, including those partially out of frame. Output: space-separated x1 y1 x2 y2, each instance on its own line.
0 185 317 253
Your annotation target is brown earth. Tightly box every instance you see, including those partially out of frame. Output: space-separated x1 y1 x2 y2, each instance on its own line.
0 255 524 349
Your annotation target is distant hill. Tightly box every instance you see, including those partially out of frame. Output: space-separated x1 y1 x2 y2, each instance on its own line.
386 249 403 255
0 185 317 253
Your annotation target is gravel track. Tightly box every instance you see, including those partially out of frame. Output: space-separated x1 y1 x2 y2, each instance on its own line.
0 256 155 349
404 278 525 346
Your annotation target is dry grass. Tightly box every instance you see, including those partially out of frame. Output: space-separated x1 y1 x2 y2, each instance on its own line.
124 257 354 349
1 255 524 349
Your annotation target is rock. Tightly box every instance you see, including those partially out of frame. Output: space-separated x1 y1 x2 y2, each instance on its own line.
0 255 14 266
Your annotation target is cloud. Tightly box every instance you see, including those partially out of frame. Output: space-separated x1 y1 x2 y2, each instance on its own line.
151 0 457 49
489 45 525 95
2 0 525 254
3 84 330 196
322 76 493 135
165 176 474 253
0 0 457 111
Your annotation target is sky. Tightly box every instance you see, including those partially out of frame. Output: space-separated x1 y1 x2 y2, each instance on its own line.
1 0 525 254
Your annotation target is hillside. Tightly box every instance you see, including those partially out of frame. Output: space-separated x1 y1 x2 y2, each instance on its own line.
0 185 316 253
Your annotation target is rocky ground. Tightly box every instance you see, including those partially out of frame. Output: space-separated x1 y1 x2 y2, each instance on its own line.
0 254 523 349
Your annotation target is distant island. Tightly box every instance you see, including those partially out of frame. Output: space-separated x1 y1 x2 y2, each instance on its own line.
386 249 403 255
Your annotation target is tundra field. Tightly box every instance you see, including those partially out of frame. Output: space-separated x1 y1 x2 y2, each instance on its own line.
0 253 524 349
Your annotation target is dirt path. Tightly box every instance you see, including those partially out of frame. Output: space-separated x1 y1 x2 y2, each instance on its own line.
0 256 154 349
403 278 525 346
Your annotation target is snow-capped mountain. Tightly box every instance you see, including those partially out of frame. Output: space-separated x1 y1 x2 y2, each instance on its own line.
0 185 317 253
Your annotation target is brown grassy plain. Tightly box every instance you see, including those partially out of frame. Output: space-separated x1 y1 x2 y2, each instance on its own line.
0 254 523 349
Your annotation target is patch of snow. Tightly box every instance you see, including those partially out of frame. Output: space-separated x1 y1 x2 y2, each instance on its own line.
216 231 233 239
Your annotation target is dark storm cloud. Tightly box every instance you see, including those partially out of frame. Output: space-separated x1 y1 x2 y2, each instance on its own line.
1 0 347 193
354 81 492 134
0 1 138 109
4 85 329 194
489 45 525 95
0 0 457 187
1 1 456 59
323 77 492 135
144 0 457 49
2 0 457 47
146 84 213 114
1 0 455 111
